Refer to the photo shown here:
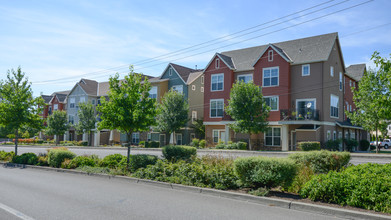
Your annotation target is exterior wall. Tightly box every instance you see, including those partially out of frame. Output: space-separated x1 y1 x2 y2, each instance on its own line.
205 125 225 145
203 55 234 122
344 75 357 120
152 80 168 103
296 130 320 143
188 74 204 125
253 47 290 121
67 85 88 125
161 66 188 99
50 95 65 114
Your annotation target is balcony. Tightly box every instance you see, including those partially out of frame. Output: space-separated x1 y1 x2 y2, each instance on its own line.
280 108 320 121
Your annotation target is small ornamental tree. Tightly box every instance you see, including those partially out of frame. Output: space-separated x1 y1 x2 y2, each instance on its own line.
97 66 156 164
156 90 189 145
225 81 270 150
0 67 44 155
46 110 70 145
75 102 97 146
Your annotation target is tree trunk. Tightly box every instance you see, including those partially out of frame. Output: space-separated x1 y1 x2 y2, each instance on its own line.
14 129 18 156
126 132 132 169
248 134 252 151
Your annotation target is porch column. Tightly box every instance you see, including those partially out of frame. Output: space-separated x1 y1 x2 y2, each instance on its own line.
63 131 69 142
225 125 230 144
94 130 100 147
281 125 289 151
54 135 57 143
109 130 114 144
82 133 87 141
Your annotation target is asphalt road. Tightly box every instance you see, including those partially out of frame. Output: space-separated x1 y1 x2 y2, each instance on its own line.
0 145 390 165
0 166 345 220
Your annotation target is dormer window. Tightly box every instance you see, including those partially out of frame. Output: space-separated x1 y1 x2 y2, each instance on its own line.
268 50 273 62
169 68 172 76
215 58 220 69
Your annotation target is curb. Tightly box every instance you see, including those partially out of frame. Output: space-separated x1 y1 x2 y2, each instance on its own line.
1 162 389 220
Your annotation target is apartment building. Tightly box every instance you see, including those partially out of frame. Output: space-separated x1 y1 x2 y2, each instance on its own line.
203 32 367 151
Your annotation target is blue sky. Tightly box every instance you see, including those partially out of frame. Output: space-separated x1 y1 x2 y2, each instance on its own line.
0 0 390 96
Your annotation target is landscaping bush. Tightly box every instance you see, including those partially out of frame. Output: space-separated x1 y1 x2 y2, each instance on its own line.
139 141 145 147
99 154 127 169
47 148 76 168
288 150 350 174
76 141 88 146
12 153 38 165
344 139 358 152
324 139 341 151
297 142 320 151
67 156 96 169
37 154 48 166
234 157 297 189
145 141 160 148
215 142 247 150
0 150 14 161
190 138 200 148
359 139 370 151
133 156 238 190
300 163 391 214
129 154 158 172
162 145 197 161
287 165 314 193
199 140 206 148
76 166 111 174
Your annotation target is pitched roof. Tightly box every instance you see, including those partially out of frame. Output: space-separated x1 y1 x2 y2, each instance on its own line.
187 71 203 84
55 93 68 102
220 32 338 71
79 79 98 96
41 95 52 104
170 63 197 83
217 53 235 69
97 81 110 97
51 90 70 96
346 64 366 81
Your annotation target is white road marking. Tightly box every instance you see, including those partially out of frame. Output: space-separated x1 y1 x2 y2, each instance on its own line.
0 202 35 220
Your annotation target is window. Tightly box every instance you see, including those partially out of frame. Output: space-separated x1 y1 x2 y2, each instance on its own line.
48 106 52 115
201 87 204 93
349 105 352 112
302 64 310 76
349 80 352 87
215 58 220 69
92 99 95 105
296 99 316 119
265 127 281 146
327 130 331 140
237 74 253 83
264 96 278 111
176 133 182 145
212 130 225 143
149 86 157 99
69 115 74 124
333 131 336 140
172 85 183 93
353 82 355 88
97 99 101 105
210 99 224 118
53 104 58 111
132 132 140 145
339 72 343 91
192 111 197 122
211 74 224 91
169 68 172 76
80 96 86 103
201 76 204 84
263 67 279 87
268 50 273 62
330 94 339 118
192 85 196 91
330 66 334 77
147 133 151 142
70 98 75 108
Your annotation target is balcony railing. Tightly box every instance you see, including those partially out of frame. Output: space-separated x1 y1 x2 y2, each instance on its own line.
280 108 320 121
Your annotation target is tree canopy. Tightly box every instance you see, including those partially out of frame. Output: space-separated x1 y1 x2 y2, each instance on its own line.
225 81 270 150
76 102 97 146
46 110 70 145
156 90 189 145
0 67 44 155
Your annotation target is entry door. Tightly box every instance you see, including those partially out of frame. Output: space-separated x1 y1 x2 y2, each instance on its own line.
159 134 166 147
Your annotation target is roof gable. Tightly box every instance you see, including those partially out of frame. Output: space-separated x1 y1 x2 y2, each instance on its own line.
203 53 235 73
346 64 366 81
252 44 292 66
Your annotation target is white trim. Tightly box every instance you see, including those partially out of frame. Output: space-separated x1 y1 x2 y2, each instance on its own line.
327 130 331 140
158 64 187 85
252 44 292 66
192 85 196 91
212 129 225 143
264 126 282 146
339 72 343 91
176 133 182 145
302 64 310 76
295 98 316 112
169 68 172 76
264 96 279 111
262 66 279 87
211 73 224 92
330 94 339 119
203 121 235 125
268 50 273 62
201 76 204 84
203 53 235 73
192 111 197 122
210 99 224 118
215 58 220 69
330 66 334 77
236 73 253 83
201 87 204 92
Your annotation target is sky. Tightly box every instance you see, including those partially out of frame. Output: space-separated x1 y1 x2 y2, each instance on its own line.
0 0 390 96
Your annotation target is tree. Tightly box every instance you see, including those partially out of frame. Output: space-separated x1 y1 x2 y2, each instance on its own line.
97 66 156 164
156 90 189 145
46 110 70 145
191 118 205 140
0 67 44 155
225 81 270 150
347 52 391 153
75 102 97 146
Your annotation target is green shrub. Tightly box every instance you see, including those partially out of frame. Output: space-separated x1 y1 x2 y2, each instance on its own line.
47 148 76 168
130 154 158 172
287 165 314 193
139 141 145 147
190 138 200 148
67 156 96 169
76 141 88 146
234 157 297 189
215 142 247 150
344 139 358 152
249 187 270 197
288 150 350 174
297 142 320 151
324 139 341 151
0 150 14 162
359 139 370 151
199 140 206 148
162 145 197 161
133 156 238 190
99 154 127 169
37 154 49 166
76 166 111 174
301 163 391 213
12 153 38 165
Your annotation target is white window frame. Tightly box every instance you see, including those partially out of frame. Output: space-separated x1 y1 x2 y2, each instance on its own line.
169 68 172 76
69 115 74 124
69 98 75 108
327 130 331 140
268 50 273 62
349 80 352 87
215 58 220 69
149 86 158 99
339 72 343 91
330 66 334 77
192 111 197 122
264 96 279 111
53 104 58 111
192 85 196 91
296 98 316 112
147 133 151 142
333 131 337 140
211 73 224 92
264 127 281 146
302 64 310 76
176 133 182 145
212 129 225 143
172 85 183 94
262 67 279 87
80 96 86 103
92 99 95 105
201 87 204 93
237 74 253 83
201 76 204 84
132 132 140 145
210 99 224 118
330 94 339 118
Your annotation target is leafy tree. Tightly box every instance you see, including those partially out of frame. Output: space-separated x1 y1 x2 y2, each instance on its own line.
75 102 97 146
156 90 189 145
46 110 70 145
191 118 205 140
0 67 44 155
226 81 270 150
347 52 391 153
97 66 156 164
